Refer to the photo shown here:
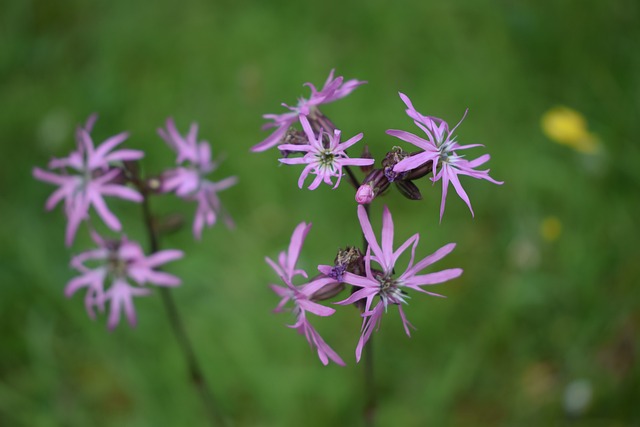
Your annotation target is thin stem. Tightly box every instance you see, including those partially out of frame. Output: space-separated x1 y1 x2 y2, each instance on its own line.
364 337 376 427
361 203 377 427
141 192 226 427
344 165 362 190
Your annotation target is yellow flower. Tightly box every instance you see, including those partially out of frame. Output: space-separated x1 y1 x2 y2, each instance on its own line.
540 216 562 242
541 106 599 154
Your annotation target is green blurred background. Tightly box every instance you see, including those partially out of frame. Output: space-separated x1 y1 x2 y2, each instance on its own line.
1 0 638 425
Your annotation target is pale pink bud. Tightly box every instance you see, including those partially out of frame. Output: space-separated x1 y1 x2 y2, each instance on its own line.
355 183 374 204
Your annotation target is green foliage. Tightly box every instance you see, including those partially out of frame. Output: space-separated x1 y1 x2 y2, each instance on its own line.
1 0 638 425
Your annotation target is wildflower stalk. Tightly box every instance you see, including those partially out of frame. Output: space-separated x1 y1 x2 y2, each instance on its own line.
343 165 362 190
140 190 226 427
364 337 375 427
361 202 377 427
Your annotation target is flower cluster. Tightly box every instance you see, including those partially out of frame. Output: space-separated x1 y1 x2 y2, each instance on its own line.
158 118 237 238
32 115 144 246
269 205 461 364
252 69 366 153
256 70 502 365
67 232 183 329
34 115 235 328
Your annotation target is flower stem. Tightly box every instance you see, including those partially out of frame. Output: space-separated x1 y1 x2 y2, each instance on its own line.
361 202 377 427
141 192 226 427
364 337 376 427
344 165 362 190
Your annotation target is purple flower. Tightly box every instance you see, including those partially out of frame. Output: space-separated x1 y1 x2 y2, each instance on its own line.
268 222 344 366
278 115 373 190
387 93 503 220
66 232 183 329
252 69 366 152
158 118 237 239
271 277 345 366
265 221 312 286
319 205 462 362
33 115 144 246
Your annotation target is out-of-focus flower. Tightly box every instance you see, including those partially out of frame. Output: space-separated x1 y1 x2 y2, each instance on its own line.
268 222 344 365
563 379 593 417
33 115 144 246
540 216 562 242
252 70 366 152
278 115 373 190
319 205 462 362
541 106 599 154
388 93 502 220
158 118 237 239
66 232 183 329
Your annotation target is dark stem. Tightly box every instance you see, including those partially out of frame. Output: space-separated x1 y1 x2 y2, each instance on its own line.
344 165 362 190
364 337 376 427
141 192 226 427
361 203 377 427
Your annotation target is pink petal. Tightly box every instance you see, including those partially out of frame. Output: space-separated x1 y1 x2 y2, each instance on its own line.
447 167 474 216
145 249 184 268
357 205 384 264
100 184 143 202
89 192 122 231
380 206 395 272
91 132 130 166
404 268 463 288
33 167 68 186
386 129 433 150
401 243 457 279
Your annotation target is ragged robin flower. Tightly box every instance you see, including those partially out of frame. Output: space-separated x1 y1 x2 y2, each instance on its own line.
33 115 144 246
278 115 373 190
319 205 462 361
252 69 366 152
158 118 237 239
388 93 502 220
65 232 183 329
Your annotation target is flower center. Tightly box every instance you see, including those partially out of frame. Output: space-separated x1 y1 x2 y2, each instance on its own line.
376 274 409 308
108 253 128 279
317 149 335 166
379 275 396 292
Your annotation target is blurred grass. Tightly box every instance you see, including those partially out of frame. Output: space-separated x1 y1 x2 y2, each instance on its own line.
1 0 639 425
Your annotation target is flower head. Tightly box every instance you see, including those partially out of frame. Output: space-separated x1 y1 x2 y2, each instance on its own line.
159 118 237 239
319 205 462 361
278 115 373 190
33 115 144 246
252 70 366 152
387 93 503 220
541 106 599 153
268 222 344 365
66 232 183 329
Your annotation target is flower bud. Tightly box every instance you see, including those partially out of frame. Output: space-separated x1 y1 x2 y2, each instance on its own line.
356 183 375 204
355 168 391 204
310 282 345 301
395 180 422 200
308 108 337 134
